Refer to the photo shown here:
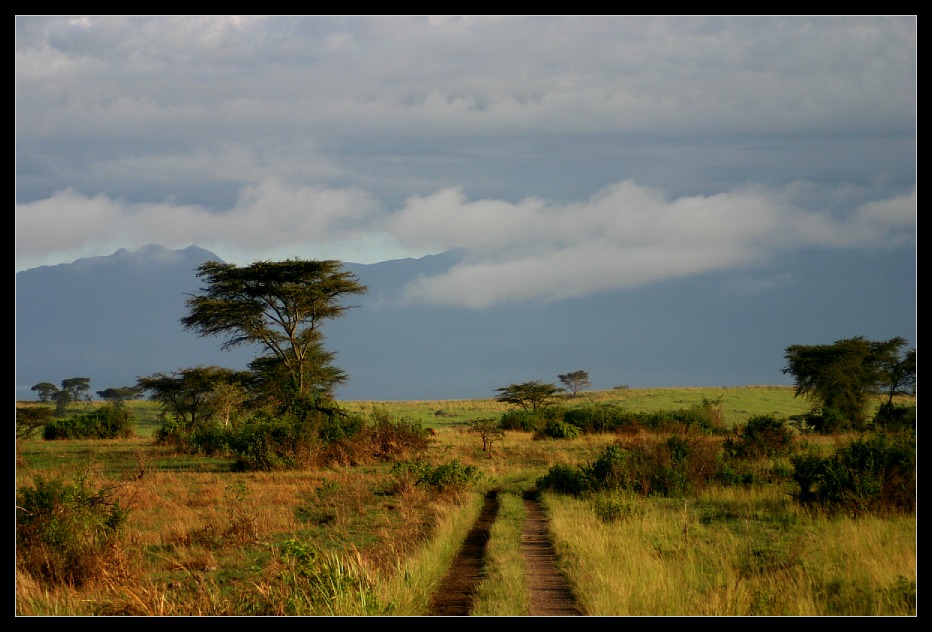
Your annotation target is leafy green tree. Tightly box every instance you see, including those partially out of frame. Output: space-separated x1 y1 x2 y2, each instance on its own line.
180 259 366 405
137 366 245 430
782 336 913 432
30 382 60 402
61 377 91 403
558 370 592 395
494 380 564 412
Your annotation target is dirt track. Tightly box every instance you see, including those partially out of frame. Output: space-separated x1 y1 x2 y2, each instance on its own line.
428 489 583 616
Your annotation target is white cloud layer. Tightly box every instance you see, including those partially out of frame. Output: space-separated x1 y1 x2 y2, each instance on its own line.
390 181 915 307
15 179 915 307
15 16 916 307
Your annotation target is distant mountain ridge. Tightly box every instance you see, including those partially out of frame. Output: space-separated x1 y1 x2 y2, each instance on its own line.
15 243 916 402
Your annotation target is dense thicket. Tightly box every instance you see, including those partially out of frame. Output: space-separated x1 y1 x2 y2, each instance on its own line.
42 405 135 440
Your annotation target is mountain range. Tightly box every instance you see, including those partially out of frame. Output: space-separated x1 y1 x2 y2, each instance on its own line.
15 243 916 402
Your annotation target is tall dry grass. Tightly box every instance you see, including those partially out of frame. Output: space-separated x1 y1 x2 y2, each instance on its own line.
545 485 916 616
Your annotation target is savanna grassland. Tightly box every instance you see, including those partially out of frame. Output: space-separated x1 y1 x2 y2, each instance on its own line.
15 387 916 616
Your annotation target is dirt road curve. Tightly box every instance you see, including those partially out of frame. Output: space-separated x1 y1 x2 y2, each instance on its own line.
428 489 583 616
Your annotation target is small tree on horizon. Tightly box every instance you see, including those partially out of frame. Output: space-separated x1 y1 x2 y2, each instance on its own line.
558 370 592 396
494 380 564 412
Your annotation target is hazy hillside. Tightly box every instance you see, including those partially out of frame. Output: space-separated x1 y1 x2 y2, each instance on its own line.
15 244 916 401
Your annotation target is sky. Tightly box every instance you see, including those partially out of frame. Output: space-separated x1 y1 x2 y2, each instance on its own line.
15 16 916 309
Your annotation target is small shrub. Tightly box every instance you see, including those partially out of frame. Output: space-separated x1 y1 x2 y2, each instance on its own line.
16 474 130 587
535 417 581 440
391 459 482 496
591 491 646 523
268 539 380 615
680 397 727 434
361 411 430 461
470 417 505 454
191 423 234 455
536 463 589 495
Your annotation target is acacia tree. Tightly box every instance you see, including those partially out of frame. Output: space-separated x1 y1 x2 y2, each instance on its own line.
30 382 59 402
558 370 592 396
494 380 564 412
180 259 367 405
782 336 913 432
61 377 91 403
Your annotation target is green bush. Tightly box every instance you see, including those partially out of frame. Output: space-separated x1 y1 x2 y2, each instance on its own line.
154 416 233 455
536 463 589 495
790 430 916 514
325 411 431 465
535 417 581 440
43 404 135 440
563 404 640 433
391 459 482 494
229 414 318 471
500 408 561 432
558 399 726 435
724 414 795 458
540 435 726 498
806 406 848 434
16 474 130 587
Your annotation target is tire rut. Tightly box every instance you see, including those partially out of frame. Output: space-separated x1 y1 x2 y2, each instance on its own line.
427 489 583 616
521 490 583 616
428 490 500 616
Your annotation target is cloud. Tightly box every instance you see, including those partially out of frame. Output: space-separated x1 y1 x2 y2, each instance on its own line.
15 179 382 270
391 181 916 308
16 174 915 304
15 16 915 304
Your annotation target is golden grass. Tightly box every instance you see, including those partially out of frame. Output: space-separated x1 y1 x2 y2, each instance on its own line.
545 485 917 616
16 387 916 616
